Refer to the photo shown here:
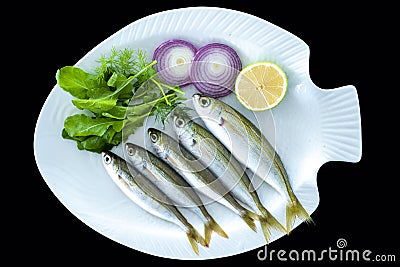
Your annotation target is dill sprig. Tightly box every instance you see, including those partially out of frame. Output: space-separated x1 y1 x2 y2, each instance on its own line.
96 47 156 79
152 93 189 126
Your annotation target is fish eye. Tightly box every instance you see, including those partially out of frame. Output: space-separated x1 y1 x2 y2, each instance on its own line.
104 154 111 164
149 132 158 143
175 118 185 128
126 145 135 156
199 97 210 107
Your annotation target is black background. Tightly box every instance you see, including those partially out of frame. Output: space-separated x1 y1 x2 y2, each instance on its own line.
29 1 396 265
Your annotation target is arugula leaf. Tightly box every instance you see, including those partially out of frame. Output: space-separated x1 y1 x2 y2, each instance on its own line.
101 106 127 120
104 128 122 145
62 117 123 153
123 113 150 138
107 73 134 99
56 66 108 99
62 128 86 141
71 75 136 114
64 114 124 138
57 47 184 154
77 136 113 153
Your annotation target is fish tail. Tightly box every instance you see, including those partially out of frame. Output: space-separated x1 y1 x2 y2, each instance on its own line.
186 225 206 255
240 210 258 232
258 209 287 243
286 196 315 233
204 217 229 245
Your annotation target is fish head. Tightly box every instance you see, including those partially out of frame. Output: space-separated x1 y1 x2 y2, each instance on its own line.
172 113 204 156
102 151 118 173
192 94 222 124
148 128 162 145
148 128 177 160
147 128 164 153
172 113 192 141
124 143 144 165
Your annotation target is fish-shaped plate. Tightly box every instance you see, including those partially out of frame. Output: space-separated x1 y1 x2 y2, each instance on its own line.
34 7 362 259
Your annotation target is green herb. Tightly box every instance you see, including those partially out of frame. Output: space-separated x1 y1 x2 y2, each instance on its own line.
123 81 186 137
56 66 109 99
57 47 185 153
96 47 152 79
152 93 188 126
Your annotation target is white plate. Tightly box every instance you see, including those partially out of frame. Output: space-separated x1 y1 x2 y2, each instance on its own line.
34 7 362 260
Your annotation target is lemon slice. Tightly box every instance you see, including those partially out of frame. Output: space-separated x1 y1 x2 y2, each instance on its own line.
235 62 288 111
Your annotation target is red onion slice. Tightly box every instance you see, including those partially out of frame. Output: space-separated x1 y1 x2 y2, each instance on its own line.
190 43 242 98
152 39 197 87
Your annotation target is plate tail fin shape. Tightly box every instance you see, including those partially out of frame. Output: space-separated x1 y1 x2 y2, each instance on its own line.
317 85 362 163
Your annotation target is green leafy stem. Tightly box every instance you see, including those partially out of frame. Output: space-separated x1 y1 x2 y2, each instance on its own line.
56 47 186 153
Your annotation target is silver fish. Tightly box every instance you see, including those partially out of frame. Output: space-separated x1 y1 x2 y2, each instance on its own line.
124 142 227 245
171 114 286 242
148 127 258 235
192 94 314 232
101 150 206 254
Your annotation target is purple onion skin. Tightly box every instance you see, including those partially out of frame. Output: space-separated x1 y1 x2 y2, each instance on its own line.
152 39 197 87
190 43 242 98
